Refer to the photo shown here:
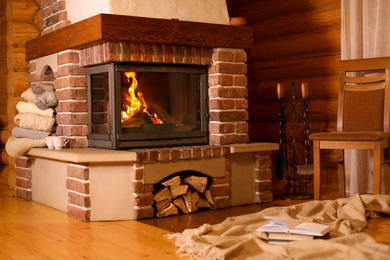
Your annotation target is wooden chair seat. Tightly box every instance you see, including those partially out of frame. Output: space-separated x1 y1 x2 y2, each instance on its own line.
310 132 390 141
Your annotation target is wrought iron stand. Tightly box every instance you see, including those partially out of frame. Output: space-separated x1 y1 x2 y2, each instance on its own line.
275 82 314 200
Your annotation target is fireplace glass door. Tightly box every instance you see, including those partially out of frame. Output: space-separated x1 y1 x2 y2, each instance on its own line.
87 63 209 149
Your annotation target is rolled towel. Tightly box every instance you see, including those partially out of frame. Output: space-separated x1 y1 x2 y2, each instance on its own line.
21 88 35 103
14 113 56 132
12 127 51 139
5 136 46 158
16 101 55 118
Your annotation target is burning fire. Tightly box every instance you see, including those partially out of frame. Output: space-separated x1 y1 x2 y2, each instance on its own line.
121 71 164 124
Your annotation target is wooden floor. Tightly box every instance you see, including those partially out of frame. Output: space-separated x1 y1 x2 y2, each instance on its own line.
0 180 389 259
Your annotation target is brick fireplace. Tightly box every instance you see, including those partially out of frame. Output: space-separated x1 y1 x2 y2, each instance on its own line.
14 0 279 221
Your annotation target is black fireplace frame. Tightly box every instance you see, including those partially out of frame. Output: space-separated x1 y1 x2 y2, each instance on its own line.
87 63 209 149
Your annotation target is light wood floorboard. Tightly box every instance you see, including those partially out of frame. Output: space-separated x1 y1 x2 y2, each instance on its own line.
1 180 389 259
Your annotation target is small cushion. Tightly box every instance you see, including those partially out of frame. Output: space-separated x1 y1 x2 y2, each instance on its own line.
309 131 390 141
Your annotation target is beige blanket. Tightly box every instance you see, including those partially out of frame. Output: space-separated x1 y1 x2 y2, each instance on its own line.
175 194 390 260
5 136 46 158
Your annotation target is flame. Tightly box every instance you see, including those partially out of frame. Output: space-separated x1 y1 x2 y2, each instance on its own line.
121 71 164 125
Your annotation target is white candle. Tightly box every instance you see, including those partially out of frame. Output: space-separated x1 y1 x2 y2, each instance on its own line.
277 83 284 99
301 83 308 98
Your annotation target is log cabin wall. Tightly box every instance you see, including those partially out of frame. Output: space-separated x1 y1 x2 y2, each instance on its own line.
228 0 341 192
0 0 40 190
0 1 8 188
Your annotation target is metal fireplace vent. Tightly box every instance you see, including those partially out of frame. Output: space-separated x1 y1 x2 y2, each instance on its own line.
87 63 209 149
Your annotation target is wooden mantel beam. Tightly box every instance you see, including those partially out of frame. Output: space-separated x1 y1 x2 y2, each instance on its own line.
26 14 253 60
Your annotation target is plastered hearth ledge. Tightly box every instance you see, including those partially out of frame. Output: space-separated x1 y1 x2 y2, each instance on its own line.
18 143 278 221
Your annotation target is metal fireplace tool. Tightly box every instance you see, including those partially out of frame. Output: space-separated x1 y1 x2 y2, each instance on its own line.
275 81 314 200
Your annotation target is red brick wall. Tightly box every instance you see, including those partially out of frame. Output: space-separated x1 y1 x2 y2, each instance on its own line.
209 48 249 145
15 157 32 200
54 51 88 148
255 151 273 202
40 0 70 34
67 163 91 221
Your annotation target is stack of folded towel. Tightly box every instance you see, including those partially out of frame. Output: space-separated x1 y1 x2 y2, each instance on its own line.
6 82 58 157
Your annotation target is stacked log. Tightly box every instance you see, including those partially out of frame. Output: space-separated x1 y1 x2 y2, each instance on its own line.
153 175 215 217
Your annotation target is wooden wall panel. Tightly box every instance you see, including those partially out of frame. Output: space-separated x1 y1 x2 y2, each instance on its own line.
0 14 6 48
248 53 340 81
249 100 338 122
0 105 7 123
14 71 29 95
252 5 340 41
231 0 340 24
14 47 28 71
229 0 341 189
1 0 40 190
0 0 7 185
249 121 337 143
249 76 339 101
12 0 39 21
249 29 341 61
13 22 39 45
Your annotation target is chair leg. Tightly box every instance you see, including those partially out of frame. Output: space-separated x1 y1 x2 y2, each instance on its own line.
372 142 381 194
385 165 390 195
338 163 346 197
313 140 321 200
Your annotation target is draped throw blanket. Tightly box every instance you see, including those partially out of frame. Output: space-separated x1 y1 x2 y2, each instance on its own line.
174 194 390 260
5 136 46 158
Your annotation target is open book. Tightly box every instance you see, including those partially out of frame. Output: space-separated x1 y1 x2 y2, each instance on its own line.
257 216 331 237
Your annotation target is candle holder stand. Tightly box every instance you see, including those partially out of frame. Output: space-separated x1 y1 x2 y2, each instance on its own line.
275 81 314 200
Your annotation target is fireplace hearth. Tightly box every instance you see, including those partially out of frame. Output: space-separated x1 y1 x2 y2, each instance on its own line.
17 11 278 222
87 63 209 149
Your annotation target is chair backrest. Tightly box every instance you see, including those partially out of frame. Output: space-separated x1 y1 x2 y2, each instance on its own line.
338 57 390 133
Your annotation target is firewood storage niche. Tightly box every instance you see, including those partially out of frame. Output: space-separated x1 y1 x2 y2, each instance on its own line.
87 63 209 149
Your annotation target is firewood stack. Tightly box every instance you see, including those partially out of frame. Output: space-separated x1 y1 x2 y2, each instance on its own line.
153 175 216 218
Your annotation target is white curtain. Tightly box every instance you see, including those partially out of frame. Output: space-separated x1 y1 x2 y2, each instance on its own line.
342 0 390 59
341 0 390 194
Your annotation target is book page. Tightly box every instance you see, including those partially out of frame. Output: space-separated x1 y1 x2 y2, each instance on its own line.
263 216 300 230
257 216 330 237
257 216 300 233
291 222 331 236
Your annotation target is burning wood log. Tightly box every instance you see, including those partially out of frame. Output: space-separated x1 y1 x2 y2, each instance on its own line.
147 102 183 126
121 111 149 128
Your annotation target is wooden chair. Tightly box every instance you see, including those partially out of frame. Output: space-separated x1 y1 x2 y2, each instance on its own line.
309 57 390 200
